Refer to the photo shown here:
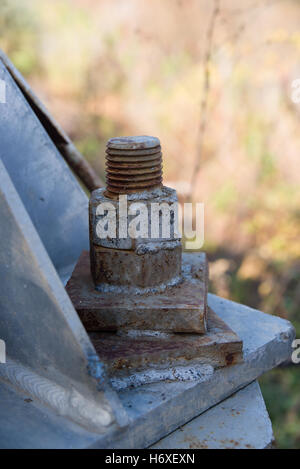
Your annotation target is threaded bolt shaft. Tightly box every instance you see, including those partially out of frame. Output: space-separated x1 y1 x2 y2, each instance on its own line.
105 136 163 196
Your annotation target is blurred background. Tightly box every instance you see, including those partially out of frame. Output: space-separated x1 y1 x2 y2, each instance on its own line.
1 0 299 448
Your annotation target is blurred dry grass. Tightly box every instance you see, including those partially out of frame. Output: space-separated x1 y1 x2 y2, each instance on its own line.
1 0 299 448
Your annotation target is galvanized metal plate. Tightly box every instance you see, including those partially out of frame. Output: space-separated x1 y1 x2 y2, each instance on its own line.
151 381 274 449
0 57 89 275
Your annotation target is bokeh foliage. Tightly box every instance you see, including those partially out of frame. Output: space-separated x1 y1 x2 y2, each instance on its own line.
0 0 299 448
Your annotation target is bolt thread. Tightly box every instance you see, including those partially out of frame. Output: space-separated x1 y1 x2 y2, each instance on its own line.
105 136 163 196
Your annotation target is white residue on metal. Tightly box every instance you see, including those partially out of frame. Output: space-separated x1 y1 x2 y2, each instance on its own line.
135 240 181 255
116 329 172 339
125 186 177 202
110 364 214 390
92 186 177 202
95 273 183 295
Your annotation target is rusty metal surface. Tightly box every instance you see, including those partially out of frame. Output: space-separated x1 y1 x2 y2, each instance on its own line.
66 250 208 333
89 307 243 379
90 245 182 290
89 137 182 293
106 136 162 195
89 186 179 250
89 185 181 288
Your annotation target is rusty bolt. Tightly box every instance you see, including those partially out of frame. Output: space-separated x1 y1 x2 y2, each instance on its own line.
105 136 163 197
89 136 182 291
67 136 209 336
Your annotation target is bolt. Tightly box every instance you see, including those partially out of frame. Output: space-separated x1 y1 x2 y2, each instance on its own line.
105 136 163 197
68 136 209 336
89 136 181 291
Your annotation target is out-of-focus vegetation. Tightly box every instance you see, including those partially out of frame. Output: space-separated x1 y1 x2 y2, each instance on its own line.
1 0 299 448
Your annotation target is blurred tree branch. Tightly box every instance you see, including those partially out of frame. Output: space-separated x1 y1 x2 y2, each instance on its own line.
187 0 220 202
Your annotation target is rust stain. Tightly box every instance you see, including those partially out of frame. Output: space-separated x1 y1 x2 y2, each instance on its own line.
225 353 234 365
105 140 162 196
